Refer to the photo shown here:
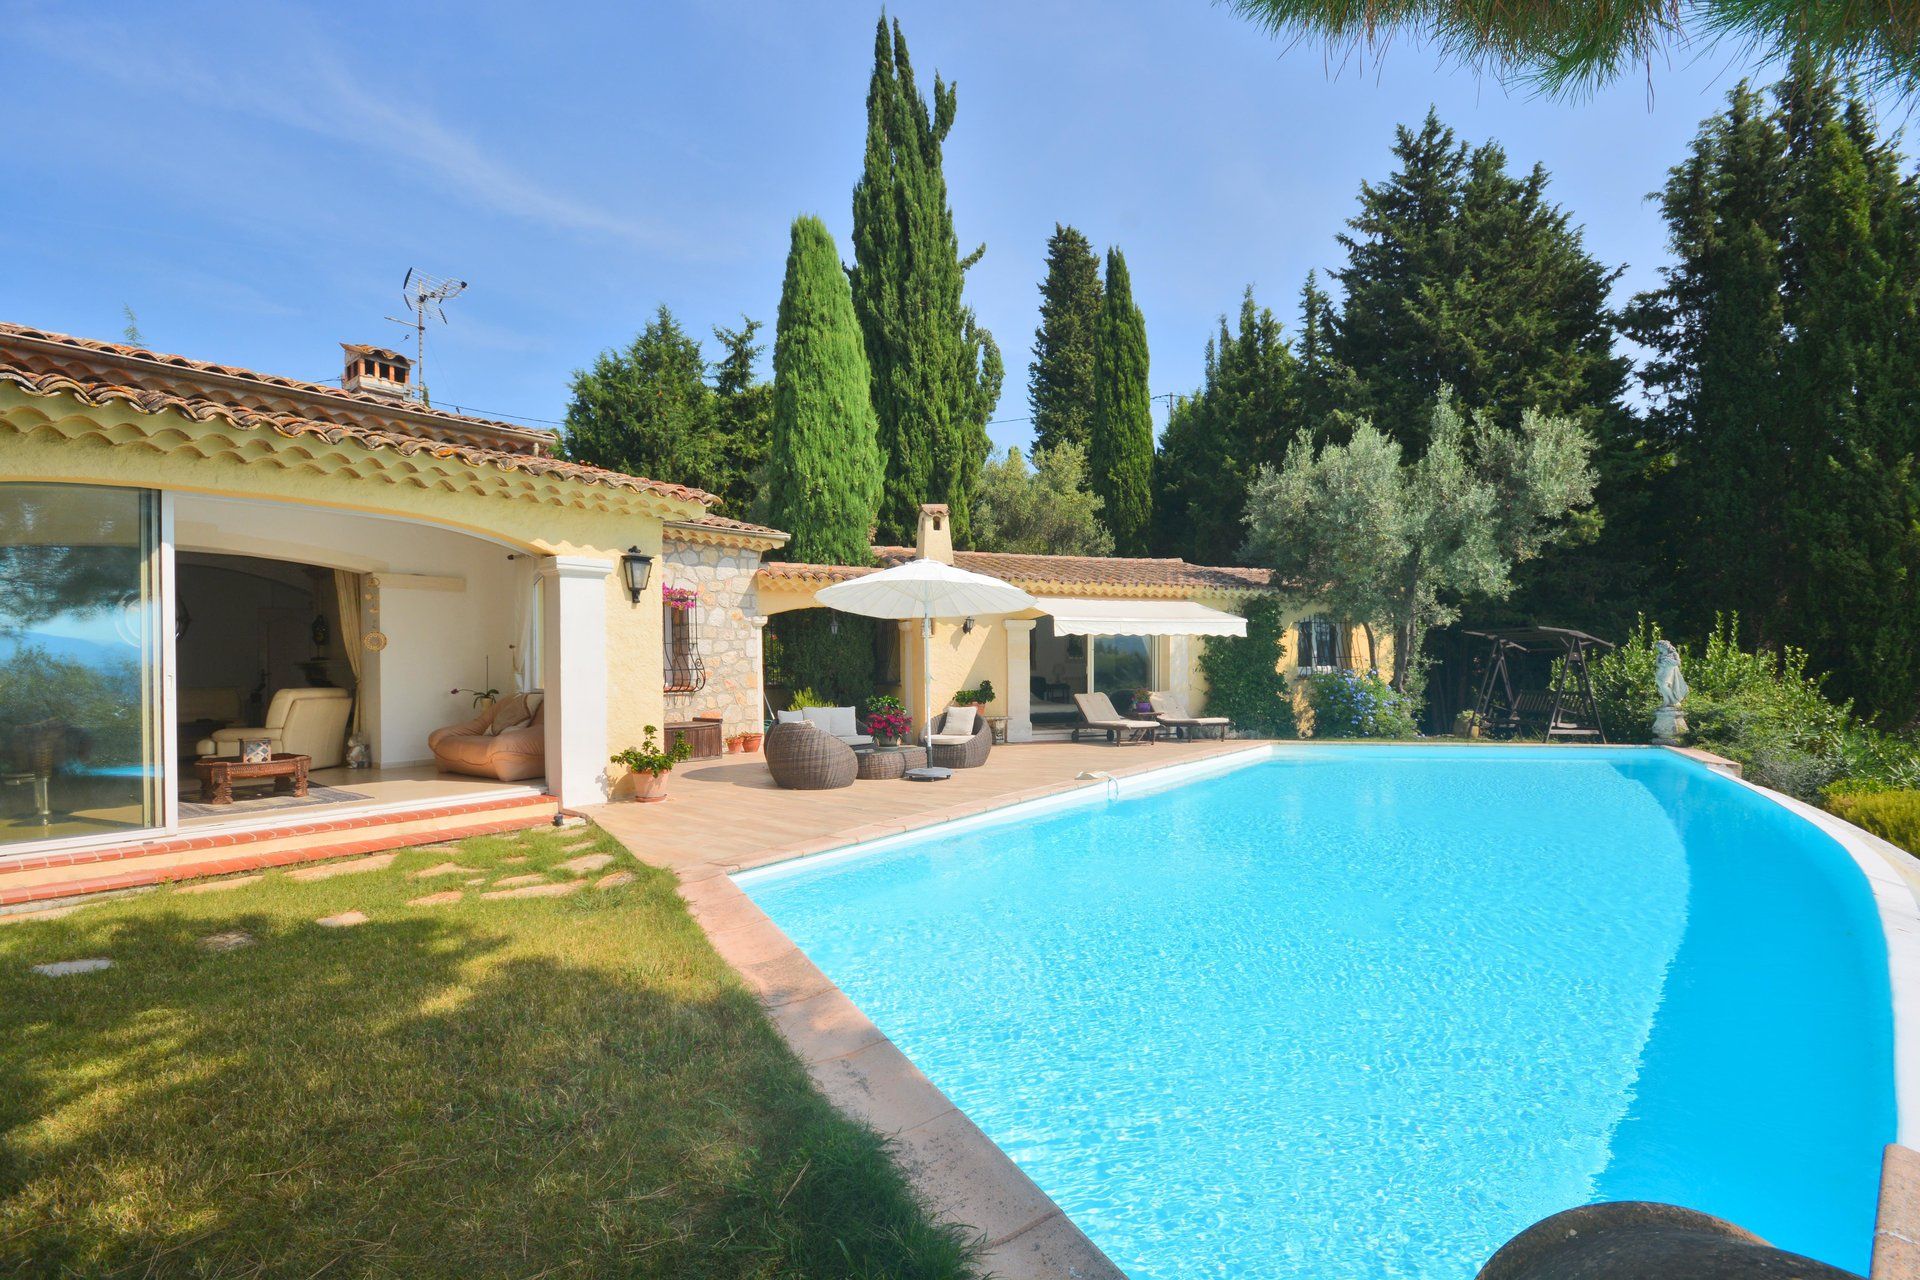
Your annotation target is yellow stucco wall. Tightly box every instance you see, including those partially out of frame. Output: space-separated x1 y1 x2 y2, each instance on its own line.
0 392 680 761
761 575 1390 726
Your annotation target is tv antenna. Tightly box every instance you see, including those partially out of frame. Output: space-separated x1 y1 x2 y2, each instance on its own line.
385 268 467 406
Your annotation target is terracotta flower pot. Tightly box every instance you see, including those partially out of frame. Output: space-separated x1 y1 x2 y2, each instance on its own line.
725 736 744 754
632 769 670 803
739 732 764 753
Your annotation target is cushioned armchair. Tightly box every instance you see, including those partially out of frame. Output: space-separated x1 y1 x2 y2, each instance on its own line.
764 721 857 790
429 692 545 782
928 707 992 769
201 687 353 767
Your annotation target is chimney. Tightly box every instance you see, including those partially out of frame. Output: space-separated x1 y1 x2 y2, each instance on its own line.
915 503 953 564
340 343 412 400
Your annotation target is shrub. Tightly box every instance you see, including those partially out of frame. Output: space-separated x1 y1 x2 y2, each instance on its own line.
1197 596 1296 736
1827 790 1920 858
786 687 829 710
1301 668 1421 739
1586 615 1920 802
767 611 876 707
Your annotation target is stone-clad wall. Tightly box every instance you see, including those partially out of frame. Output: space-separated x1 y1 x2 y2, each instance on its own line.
662 537 765 738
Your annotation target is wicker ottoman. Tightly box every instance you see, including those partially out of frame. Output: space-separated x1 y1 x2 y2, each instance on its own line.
856 746 929 780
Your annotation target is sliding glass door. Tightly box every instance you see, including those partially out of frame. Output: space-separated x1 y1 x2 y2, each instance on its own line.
0 484 163 848
1092 634 1153 705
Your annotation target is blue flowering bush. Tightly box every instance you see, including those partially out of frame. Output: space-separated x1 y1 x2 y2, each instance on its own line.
1301 669 1421 739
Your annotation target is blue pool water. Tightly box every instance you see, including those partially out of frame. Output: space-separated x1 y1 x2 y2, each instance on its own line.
739 747 1899 1278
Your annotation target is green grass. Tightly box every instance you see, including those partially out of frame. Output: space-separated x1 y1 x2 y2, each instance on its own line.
0 827 977 1279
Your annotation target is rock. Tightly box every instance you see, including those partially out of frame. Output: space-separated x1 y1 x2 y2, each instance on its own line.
316 911 369 928
407 891 464 907
32 957 112 976
198 931 255 953
288 854 396 882
559 853 615 874
409 862 480 880
491 873 547 888
595 871 637 891
481 881 584 901
176 875 264 894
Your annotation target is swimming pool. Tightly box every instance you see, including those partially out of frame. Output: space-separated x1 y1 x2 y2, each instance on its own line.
738 746 1909 1279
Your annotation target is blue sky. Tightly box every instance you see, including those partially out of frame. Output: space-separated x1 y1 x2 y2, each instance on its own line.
1 2 1841 455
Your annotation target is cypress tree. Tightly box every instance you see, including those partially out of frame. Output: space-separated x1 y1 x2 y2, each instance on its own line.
1152 288 1300 563
1777 66 1920 720
767 215 883 566
1332 110 1624 451
1088 248 1154 555
850 16 1003 547
1028 224 1104 456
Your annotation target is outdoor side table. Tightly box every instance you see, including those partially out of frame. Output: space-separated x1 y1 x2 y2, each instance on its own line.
856 745 929 781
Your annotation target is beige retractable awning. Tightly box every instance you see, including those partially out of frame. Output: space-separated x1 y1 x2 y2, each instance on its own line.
1035 597 1248 638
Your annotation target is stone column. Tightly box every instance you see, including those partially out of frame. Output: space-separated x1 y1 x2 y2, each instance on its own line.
1003 618 1036 742
540 556 612 809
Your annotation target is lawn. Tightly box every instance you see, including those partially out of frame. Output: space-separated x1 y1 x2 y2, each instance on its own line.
0 826 976 1279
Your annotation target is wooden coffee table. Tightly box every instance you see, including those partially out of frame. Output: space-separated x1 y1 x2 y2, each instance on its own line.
195 753 311 805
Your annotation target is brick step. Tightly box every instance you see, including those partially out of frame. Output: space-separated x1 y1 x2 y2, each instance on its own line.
0 794 559 906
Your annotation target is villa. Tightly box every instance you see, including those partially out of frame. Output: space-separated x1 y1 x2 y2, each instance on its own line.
0 322 1367 897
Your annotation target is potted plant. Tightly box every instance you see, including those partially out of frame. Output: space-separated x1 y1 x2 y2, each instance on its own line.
610 725 692 803
725 733 745 754
865 694 910 747
739 727 764 753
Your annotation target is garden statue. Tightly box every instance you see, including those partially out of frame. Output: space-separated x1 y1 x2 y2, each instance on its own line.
1652 640 1689 745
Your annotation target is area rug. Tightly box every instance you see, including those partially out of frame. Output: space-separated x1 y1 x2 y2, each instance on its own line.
179 784 373 821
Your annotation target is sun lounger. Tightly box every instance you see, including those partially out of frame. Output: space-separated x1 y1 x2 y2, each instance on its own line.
1148 691 1232 741
1072 692 1158 744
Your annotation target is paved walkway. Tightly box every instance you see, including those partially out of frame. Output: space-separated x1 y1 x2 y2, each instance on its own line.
588 736 1265 1280
590 736 1257 880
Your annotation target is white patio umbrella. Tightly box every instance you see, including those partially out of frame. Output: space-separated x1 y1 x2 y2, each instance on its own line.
815 558 1036 746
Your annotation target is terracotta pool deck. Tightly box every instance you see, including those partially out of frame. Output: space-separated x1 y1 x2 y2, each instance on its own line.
589 736 1268 1280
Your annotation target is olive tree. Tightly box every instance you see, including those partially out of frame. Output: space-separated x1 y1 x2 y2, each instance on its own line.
1243 393 1595 692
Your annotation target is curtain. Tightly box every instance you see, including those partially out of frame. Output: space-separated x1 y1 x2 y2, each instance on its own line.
334 569 364 736
512 566 540 692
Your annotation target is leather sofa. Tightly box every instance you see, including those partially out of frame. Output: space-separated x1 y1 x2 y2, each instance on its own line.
428 691 545 782
199 687 353 768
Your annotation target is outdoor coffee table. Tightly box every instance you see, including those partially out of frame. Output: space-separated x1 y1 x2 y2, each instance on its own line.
855 745 929 781
194 753 311 805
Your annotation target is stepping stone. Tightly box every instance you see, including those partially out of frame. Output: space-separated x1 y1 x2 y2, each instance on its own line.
561 836 599 851
409 862 480 880
407 891 463 908
481 881 584 901
1 905 83 925
559 853 615 875
491 873 547 888
288 854 396 882
33 957 111 977
176 875 263 895
198 930 254 953
464 877 486 886
595 871 636 891
316 911 368 928
500 855 529 865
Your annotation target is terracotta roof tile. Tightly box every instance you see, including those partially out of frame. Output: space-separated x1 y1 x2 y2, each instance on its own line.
0 322 719 509
759 548 1278 595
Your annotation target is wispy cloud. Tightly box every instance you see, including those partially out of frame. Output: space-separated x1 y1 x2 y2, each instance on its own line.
13 10 688 254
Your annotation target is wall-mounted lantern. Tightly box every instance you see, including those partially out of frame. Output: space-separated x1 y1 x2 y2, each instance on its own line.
620 547 654 604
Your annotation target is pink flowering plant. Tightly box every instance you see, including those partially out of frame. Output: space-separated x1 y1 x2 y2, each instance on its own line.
865 694 911 743
662 585 699 611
